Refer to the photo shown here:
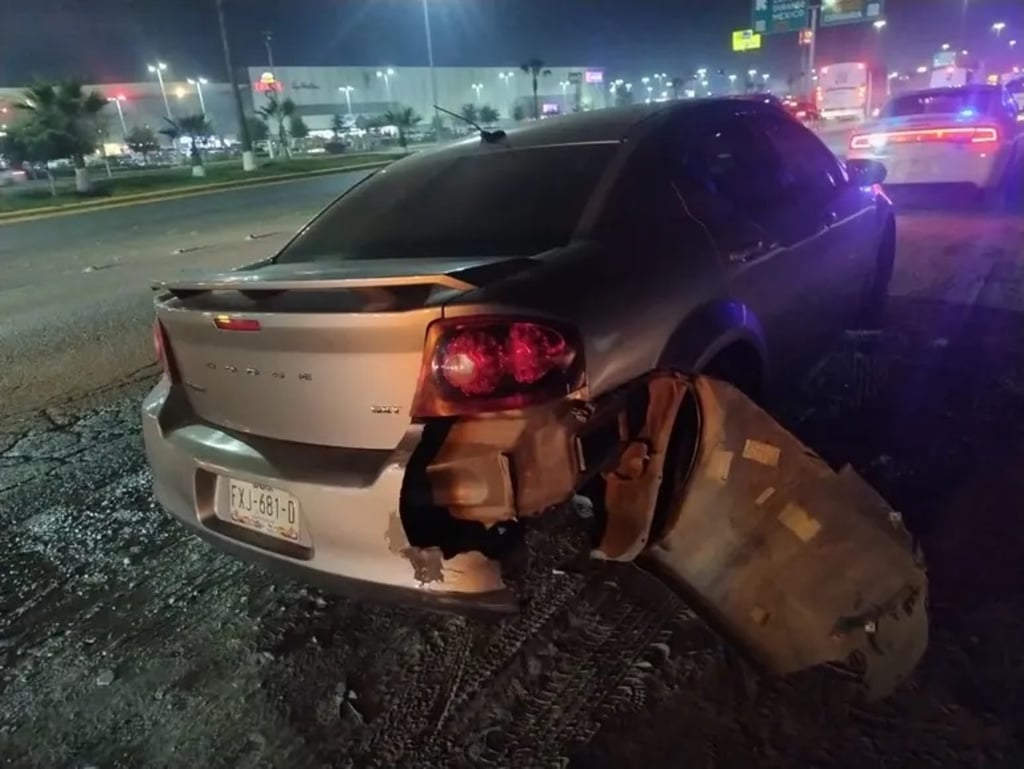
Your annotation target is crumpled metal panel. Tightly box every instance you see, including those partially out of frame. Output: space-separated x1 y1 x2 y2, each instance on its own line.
640 375 928 700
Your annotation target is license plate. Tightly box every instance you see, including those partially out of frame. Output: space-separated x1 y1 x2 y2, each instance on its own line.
223 478 301 542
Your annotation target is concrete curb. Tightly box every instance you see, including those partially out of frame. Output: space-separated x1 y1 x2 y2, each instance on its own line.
0 159 395 225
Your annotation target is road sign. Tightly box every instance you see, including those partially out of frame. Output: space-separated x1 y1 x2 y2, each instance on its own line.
752 0 809 35
732 29 763 52
820 0 884 27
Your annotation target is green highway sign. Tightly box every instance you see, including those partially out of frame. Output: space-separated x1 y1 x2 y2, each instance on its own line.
820 0 885 27
752 0 809 35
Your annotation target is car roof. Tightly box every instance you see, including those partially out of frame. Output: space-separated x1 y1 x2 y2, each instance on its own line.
415 99 779 161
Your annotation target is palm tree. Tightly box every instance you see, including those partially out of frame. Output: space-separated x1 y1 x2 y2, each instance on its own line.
160 113 213 177
257 95 297 158
382 106 421 151
15 80 107 193
520 58 552 120
330 113 346 139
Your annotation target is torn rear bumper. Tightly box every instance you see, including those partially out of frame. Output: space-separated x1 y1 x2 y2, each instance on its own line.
421 372 929 699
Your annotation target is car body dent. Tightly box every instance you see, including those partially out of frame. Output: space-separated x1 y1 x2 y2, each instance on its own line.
416 371 928 698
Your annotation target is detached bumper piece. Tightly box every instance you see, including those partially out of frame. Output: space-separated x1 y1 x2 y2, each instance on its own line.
634 375 928 701
418 372 928 699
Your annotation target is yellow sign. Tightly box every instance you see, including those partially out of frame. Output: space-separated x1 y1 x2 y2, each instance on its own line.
732 29 763 52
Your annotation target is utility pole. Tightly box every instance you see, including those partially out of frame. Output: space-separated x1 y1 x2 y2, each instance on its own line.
215 0 255 171
806 2 821 100
264 31 276 76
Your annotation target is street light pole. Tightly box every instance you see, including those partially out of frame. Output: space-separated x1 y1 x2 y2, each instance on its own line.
148 61 172 119
472 83 483 103
421 0 440 137
339 86 354 116
215 0 255 171
376 69 395 109
108 96 128 138
187 77 208 116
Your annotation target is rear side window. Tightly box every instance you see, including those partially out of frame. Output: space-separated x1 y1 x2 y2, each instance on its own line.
881 89 1002 118
276 143 617 262
752 115 841 200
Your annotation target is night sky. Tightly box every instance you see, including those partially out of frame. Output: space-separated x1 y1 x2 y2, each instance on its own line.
2 0 1023 85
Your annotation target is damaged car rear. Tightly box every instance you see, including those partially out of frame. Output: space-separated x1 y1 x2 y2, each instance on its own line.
142 99 926 699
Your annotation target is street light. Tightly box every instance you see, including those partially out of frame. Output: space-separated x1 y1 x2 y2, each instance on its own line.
1010 39 1018 48
472 82 483 103
762 72 770 83
873 19 887 30
376 68 395 109
499 70 515 112
338 85 355 116
993 21 1007 37
147 61 171 119
748 68 758 77
916 65 929 74
941 42 951 50
107 95 128 139
420 0 440 136
186 77 208 116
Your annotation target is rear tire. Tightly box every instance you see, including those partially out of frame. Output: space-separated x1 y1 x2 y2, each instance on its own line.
858 217 895 330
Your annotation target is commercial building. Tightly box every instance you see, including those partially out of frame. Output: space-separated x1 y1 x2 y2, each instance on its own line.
0 64 608 149
246 65 608 131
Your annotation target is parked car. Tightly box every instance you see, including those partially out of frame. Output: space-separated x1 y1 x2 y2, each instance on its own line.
143 100 924 694
783 99 822 124
848 84 1024 207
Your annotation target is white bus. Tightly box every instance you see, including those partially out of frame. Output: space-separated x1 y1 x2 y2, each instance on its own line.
816 62 871 121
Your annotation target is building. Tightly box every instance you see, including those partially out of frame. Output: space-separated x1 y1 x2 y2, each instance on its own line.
0 64 608 150
245 65 608 130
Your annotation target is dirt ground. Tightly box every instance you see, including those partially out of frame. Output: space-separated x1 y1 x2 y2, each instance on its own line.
2 205 1024 769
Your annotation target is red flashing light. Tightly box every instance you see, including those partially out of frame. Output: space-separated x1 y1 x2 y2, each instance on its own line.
214 315 261 331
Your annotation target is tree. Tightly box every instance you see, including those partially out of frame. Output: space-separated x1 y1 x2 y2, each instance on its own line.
246 116 268 144
381 106 421 150
160 113 212 177
669 77 684 100
459 103 479 125
512 104 527 122
478 105 500 125
520 58 552 119
289 114 309 148
330 112 346 139
257 95 297 158
215 0 254 171
14 80 108 193
125 125 159 162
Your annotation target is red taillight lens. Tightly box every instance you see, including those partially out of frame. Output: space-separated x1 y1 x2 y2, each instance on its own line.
851 125 1000 150
411 317 584 417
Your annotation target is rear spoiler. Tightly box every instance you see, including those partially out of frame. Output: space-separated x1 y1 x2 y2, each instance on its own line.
153 273 477 298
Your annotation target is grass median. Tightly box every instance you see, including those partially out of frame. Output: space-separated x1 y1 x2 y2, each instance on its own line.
0 153 400 215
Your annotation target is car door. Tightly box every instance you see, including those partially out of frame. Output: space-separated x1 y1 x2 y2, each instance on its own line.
749 112 879 329
671 110 836 379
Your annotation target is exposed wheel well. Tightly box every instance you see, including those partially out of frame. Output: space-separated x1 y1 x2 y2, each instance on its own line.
701 341 763 399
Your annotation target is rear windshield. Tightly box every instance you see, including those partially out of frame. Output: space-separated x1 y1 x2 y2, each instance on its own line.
275 143 617 262
881 89 1002 118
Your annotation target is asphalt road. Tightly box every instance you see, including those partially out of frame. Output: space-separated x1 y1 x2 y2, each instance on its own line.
0 169 374 422
2 202 1024 768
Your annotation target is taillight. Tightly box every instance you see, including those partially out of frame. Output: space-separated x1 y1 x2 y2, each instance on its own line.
410 317 585 418
153 319 178 381
850 125 1000 150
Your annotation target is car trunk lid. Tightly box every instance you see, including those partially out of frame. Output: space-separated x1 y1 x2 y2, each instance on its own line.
155 257 536 450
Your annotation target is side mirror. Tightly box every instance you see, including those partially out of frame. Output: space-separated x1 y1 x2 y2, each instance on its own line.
846 158 887 187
